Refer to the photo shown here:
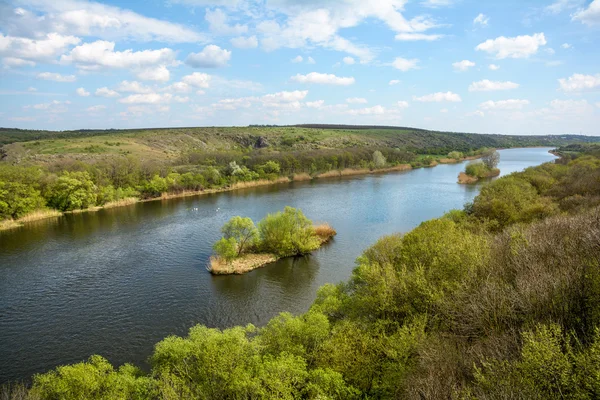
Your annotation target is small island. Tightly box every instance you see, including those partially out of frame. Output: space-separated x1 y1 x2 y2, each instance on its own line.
209 206 336 275
458 149 501 184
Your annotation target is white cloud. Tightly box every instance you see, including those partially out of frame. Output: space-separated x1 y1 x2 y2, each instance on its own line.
27 87 37 92
396 101 409 108
343 56 355 65
476 33 547 59
561 43 572 49
186 45 231 68
389 80 401 85
87 105 106 112
392 57 419 71
440 108 448 113
306 100 325 108
26 100 70 113
2 0 205 43
489 64 500 70
452 60 475 71
230 36 258 49
182 72 212 88
307 56 316 64
136 65 170 82
479 99 530 110
473 13 489 26
413 92 462 102
161 82 191 93
291 55 303 63
95 87 120 97
546 0 586 14
291 72 355 85
262 90 308 104
37 72 76 82
76 87 90 96
116 81 152 93
469 79 520 91
548 99 593 114
205 8 247 35
211 90 309 111
347 105 386 115
573 0 600 25
545 48 556 55
395 33 443 41
0 33 80 63
346 97 367 104
61 41 176 71
119 93 189 104
2 57 35 67
466 110 485 117
558 73 600 92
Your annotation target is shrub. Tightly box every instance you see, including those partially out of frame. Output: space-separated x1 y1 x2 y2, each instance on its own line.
221 216 258 256
47 171 97 211
213 237 238 261
258 207 320 257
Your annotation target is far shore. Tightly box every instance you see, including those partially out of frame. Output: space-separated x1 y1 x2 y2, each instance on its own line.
0 151 507 232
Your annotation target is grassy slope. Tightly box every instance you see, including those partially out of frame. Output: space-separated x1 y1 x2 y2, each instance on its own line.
2 126 599 166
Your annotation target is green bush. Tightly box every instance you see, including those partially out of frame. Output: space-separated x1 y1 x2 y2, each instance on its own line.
258 207 320 257
47 171 97 211
221 216 258 256
213 237 238 261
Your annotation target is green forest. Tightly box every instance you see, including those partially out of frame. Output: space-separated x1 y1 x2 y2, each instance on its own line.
2 142 600 398
2 125 600 226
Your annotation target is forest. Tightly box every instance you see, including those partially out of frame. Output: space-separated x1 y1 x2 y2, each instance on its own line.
1 143 600 398
2 125 600 227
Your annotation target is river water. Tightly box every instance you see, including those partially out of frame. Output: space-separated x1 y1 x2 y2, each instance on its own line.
0 147 557 383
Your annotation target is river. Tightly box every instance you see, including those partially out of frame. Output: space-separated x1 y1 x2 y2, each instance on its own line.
0 147 557 383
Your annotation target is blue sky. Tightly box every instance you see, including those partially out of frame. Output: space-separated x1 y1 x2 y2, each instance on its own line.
0 0 599 135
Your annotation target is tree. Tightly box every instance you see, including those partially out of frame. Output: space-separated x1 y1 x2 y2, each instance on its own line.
448 151 463 160
48 171 97 211
213 237 238 261
482 150 500 169
372 151 386 168
0 181 45 219
221 216 258 256
258 207 320 257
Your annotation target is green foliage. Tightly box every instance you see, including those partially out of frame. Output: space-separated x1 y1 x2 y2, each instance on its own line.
139 175 167 198
48 171 97 211
0 181 45 219
212 237 238 261
481 149 500 169
258 206 320 257
448 151 463 160
221 216 258 256
372 150 386 168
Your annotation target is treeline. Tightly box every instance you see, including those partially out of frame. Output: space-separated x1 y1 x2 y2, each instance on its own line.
0 147 423 222
3 141 600 399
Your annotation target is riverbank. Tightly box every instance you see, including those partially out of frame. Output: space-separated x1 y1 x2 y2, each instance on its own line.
0 155 483 232
209 223 336 275
457 168 500 184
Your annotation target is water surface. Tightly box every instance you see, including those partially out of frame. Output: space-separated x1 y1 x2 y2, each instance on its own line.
0 147 556 382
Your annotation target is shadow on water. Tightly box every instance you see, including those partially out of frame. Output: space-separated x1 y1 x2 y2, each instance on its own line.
0 148 557 383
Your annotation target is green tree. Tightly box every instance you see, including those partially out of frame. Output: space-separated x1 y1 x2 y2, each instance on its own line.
372 151 386 168
481 149 500 169
48 171 97 211
258 207 320 257
0 181 45 219
221 216 258 256
213 237 238 261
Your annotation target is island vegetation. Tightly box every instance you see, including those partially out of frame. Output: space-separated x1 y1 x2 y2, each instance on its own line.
458 149 501 184
2 144 600 399
2 125 599 230
209 207 336 275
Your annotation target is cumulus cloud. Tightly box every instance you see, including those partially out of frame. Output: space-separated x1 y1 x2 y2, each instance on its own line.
422 0 455 8
346 97 367 104
136 65 170 82
343 57 355 65
186 45 231 68
453 60 475 71
291 72 355 85
476 33 547 59
291 55 303 63
1 0 205 43
306 100 325 108
182 72 212 88
473 13 489 26
61 41 176 72
37 72 76 82
87 105 106 112
413 92 462 102
25 100 70 113
230 36 258 49
307 56 316 64
558 73 600 92
392 57 419 71
389 80 401 85
396 101 410 108
573 0 600 25
489 64 500 70
479 99 530 110
211 90 309 111
2 57 36 67
205 8 247 35
466 110 485 117
0 33 81 63
119 93 189 104
562 43 572 49
116 81 152 93
347 105 386 115
161 82 191 93
545 0 585 14
96 87 120 97
76 87 90 96
469 79 519 92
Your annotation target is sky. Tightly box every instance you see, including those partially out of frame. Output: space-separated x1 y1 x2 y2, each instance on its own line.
0 0 599 135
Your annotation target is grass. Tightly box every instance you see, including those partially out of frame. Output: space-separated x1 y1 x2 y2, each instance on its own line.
314 223 337 243
209 253 278 275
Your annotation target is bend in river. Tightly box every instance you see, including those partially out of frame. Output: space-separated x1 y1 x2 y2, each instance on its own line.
0 147 556 383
